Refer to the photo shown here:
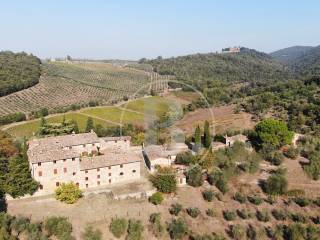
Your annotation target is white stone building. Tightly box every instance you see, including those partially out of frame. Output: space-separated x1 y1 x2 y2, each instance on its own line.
28 132 142 196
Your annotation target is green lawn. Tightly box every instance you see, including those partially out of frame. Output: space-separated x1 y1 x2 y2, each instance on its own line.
121 96 179 117
4 96 181 138
6 113 114 138
80 107 145 125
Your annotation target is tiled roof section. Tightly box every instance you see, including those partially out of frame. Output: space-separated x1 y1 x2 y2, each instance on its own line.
80 151 142 170
103 136 131 141
28 149 79 163
144 144 187 161
28 132 100 152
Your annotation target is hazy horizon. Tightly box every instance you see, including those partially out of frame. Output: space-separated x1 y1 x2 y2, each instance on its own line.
1 0 319 60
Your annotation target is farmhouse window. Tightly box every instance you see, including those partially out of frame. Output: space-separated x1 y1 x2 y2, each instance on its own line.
108 173 111 176
97 175 100 179
53 160 57 164
72 157 75 161
56 182 59 187
86 184 88 188
97 168 100 172
69 146 72 150
120 164 123 168
83 144 86 147
132 170 136 173
109 179 111 184
63 159 66 162
120 172 124 176
38 171 42 177
85 170 88 174
73 172 76 176
85 177 88 181
38 162 41 166
97 181 100 185
54 169 57 174
108 166 111 170
39 185 43 190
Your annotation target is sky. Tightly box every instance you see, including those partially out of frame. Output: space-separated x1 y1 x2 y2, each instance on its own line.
0 0 319 60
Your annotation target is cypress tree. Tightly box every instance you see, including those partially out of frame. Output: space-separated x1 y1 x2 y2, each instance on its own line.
194 125 201 150
85 117 94 132
203 120 212 148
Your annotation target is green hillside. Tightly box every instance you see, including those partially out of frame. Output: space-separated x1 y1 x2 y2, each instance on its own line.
0 51 41 96
270 46 314 64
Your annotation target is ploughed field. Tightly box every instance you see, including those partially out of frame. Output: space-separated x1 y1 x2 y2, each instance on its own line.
0 62 169 116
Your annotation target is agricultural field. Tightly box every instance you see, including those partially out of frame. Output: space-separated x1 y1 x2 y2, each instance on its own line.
0 61 170 117
3 96 178 138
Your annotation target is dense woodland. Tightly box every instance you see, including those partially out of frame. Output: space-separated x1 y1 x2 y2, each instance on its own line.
0 51 41 96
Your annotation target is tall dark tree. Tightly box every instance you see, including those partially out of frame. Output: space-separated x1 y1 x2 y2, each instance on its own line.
203 120 212 148
194 125 201 150
85 117 94 132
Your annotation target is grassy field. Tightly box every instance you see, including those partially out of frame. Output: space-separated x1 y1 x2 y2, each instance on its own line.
122 96 182 117
4 96 178 138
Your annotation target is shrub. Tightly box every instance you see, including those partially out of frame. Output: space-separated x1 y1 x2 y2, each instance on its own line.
306 225 319 240
266 225 284 240
55 182 82 204
149 213 164 238
175 151 194 165
109 218 128 238
237 209 253 219
314 197 320 207
206 209 217 217
286 189 305 198
229 224 246 240
284 146 299 159
246 224 258 240
247 195 263 205
234 192 246 204
272 209 287 221
289 213 308 223
187 207 201 218
149 192 163 205
202 190 215 202
284 223 307 240
265 195 277 205
223 210 237 221
0 112 26 125
186 165 204 187
263 172 288 195
44 216 73 240
215 177 229 194
293 197 311 207
81 226 102 240
256 209 271 222
270 151 285 166
126 219 144 240
311 216 320 224
169 203 183 216
150 167 177 193
167 218 188 240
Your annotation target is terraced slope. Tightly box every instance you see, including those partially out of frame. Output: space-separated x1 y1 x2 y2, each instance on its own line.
0 62 162 116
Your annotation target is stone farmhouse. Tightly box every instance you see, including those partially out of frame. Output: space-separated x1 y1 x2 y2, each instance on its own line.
27 131 142 196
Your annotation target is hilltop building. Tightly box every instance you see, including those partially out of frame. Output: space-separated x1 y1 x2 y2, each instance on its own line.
27 132 142 196
221 47 241 53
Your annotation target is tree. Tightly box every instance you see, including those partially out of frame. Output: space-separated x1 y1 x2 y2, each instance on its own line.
150 167 177 193
109 218 127 238
126 219 144 240
175 151 194 165
203 121 212 148
254 119 294 149
194 125 201 150
167 218 188 240
81 226 102 240
149 192 163 205
45 216 73 240
85 117 94 132
55 182 82 204
186 165 203 187
149 213 164 238
70 120 79 134
40 117 46 128
169 203 183 216
263 172 288 195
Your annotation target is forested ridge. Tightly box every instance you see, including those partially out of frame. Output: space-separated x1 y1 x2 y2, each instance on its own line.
0 51 41 96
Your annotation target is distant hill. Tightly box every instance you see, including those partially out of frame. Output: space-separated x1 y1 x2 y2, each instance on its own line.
0 51 41 96
146 48 291 86
289 45 320 77
270 46 314 64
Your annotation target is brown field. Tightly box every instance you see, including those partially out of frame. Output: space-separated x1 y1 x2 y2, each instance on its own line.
175 105 255 135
